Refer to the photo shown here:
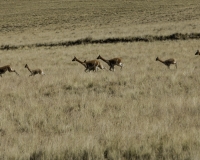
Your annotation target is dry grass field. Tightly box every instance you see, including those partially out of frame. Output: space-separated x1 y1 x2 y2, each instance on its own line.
1 0 200 159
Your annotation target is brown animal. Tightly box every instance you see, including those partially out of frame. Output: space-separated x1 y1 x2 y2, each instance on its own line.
72 56 99 72
84 60 106 71
25 64 45 76
156 57 177 69
0 65 19 77
97 55 123 71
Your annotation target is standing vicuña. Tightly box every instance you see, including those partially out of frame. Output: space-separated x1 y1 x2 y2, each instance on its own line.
72 56 99 72
195 50 200 55
25 64 45 76
156 57 177 69
97 55 123 71
0 65 19 77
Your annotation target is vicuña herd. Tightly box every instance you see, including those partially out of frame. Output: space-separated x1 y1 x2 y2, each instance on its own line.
0 64 44 77
0 50 199 77
72 55 123 72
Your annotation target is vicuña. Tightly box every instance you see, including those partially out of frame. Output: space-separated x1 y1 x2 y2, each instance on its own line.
156 57 177 69
72 56 99 72
97 55 123 71
25 64 45 76
0 65 19 77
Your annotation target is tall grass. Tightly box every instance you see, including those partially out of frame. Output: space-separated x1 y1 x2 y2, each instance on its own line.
1 0 200 159
0 40 200 159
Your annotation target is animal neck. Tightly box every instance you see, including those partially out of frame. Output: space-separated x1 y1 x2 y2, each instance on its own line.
157 58 165 64
75 58 87 68
26 65 32 73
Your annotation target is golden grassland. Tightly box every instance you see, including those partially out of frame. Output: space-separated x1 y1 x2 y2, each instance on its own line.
1 41 200 159
1 0 200 159
1 0 200 45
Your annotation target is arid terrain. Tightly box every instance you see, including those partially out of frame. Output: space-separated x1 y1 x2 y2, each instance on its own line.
1 0 200 159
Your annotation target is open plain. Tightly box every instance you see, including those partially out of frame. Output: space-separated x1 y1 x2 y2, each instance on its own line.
1 0 200 159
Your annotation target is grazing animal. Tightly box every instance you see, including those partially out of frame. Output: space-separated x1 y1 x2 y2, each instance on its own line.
25 64 45 76
156 57 177 69
97 55 123 71
72 56 99 72
0 65 19 77
195 50 200 55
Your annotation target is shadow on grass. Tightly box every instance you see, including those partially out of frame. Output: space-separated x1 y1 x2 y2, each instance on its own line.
29 141 191 160
1 33 200 51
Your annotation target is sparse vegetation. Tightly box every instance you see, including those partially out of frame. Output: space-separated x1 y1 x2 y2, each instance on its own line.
0 0 200 159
